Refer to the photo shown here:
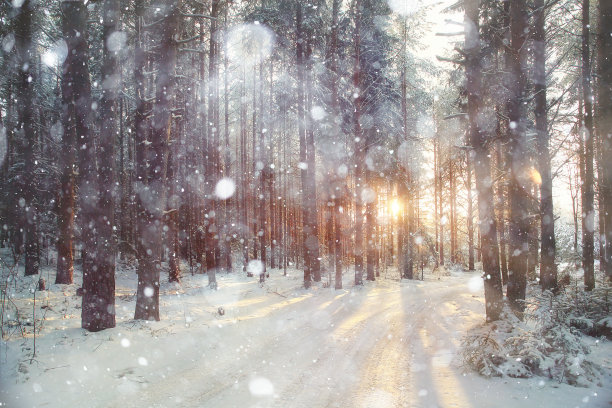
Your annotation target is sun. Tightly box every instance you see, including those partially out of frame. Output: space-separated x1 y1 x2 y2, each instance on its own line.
391 199 401 217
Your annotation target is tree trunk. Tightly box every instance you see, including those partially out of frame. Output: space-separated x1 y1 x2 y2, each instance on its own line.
167 130 180 283
82 0 120 330
582 0 595 291
353 0 364 286
495 141 508 284
450 160 457 264
56 68 76 284
597 0 612 280
296 4 311 288
205 0 220 289
329 0 343 289
507 0 530 313
15 0 39 277
135 0 180 320
304 39 321 282
366 166 376 281
466 149 475 271
258 63 267 284
465 0 503 322
438 144 445 266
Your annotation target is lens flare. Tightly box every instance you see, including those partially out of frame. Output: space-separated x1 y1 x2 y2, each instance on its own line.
530 168 542 185
391 199 401 217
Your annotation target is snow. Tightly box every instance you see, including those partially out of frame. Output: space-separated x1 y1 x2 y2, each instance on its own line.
387 0 437 17
106 31 127 53
246 259 264 276
1 257 611 407
1 33 15 52
310 106 327 121
41 40 68 68
360 187 376 204
214 177 236 200
225 23 274 68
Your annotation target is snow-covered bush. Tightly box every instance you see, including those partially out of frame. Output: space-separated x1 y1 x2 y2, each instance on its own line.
461 326 505 377
460 312 517 378
461 286 609 386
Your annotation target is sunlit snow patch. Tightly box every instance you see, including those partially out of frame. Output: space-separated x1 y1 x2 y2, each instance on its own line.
225 23 274 68
248 376 274 396
467 276 483 293
215 177 236 200
311 310 332 330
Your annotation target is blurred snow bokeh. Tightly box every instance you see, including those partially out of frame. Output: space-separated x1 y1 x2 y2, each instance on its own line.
215 178 236 200
225 23 274 68
42 40 68 68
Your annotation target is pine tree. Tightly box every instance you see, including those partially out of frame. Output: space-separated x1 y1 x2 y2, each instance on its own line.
465 0 503 321
134 0 180 320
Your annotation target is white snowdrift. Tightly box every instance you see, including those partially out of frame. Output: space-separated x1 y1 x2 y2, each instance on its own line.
1 259 610 408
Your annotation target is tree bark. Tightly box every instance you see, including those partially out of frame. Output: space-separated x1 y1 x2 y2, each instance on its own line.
296 4 311 288
84 0 120 330
15 0 39 277
466 149 475 271
135 0 180 320
465 0 503 321
205 0 220 289
56 55 77 284
304 38 321 283
353 0 364 286
582 0 595 291
507 0 530 313
597 0 612 280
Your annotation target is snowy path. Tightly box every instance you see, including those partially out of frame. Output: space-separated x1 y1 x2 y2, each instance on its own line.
101 275 478 408
2 269 610 408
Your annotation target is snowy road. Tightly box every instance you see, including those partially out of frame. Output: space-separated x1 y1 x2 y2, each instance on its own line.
102 274 480 408
2 269 610 408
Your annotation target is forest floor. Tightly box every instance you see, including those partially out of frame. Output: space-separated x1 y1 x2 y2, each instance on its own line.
1 254 611 408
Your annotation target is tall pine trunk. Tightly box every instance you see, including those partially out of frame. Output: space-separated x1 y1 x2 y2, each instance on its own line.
205 0 220 289
56 49 77 284
135 1 179 320
597 0 612 280
465 0 503 321
296 4 311 288
466 149 475 271
533 0 557 291
581 0 595 291
507 0 530 313
353 0 364 286
15 0 39 277
83 0 120 330
305 39 321 283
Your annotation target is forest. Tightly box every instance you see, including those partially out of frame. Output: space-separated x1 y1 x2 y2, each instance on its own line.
0 0 611 406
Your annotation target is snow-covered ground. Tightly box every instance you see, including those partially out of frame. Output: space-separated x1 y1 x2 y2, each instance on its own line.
1 258 610 408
